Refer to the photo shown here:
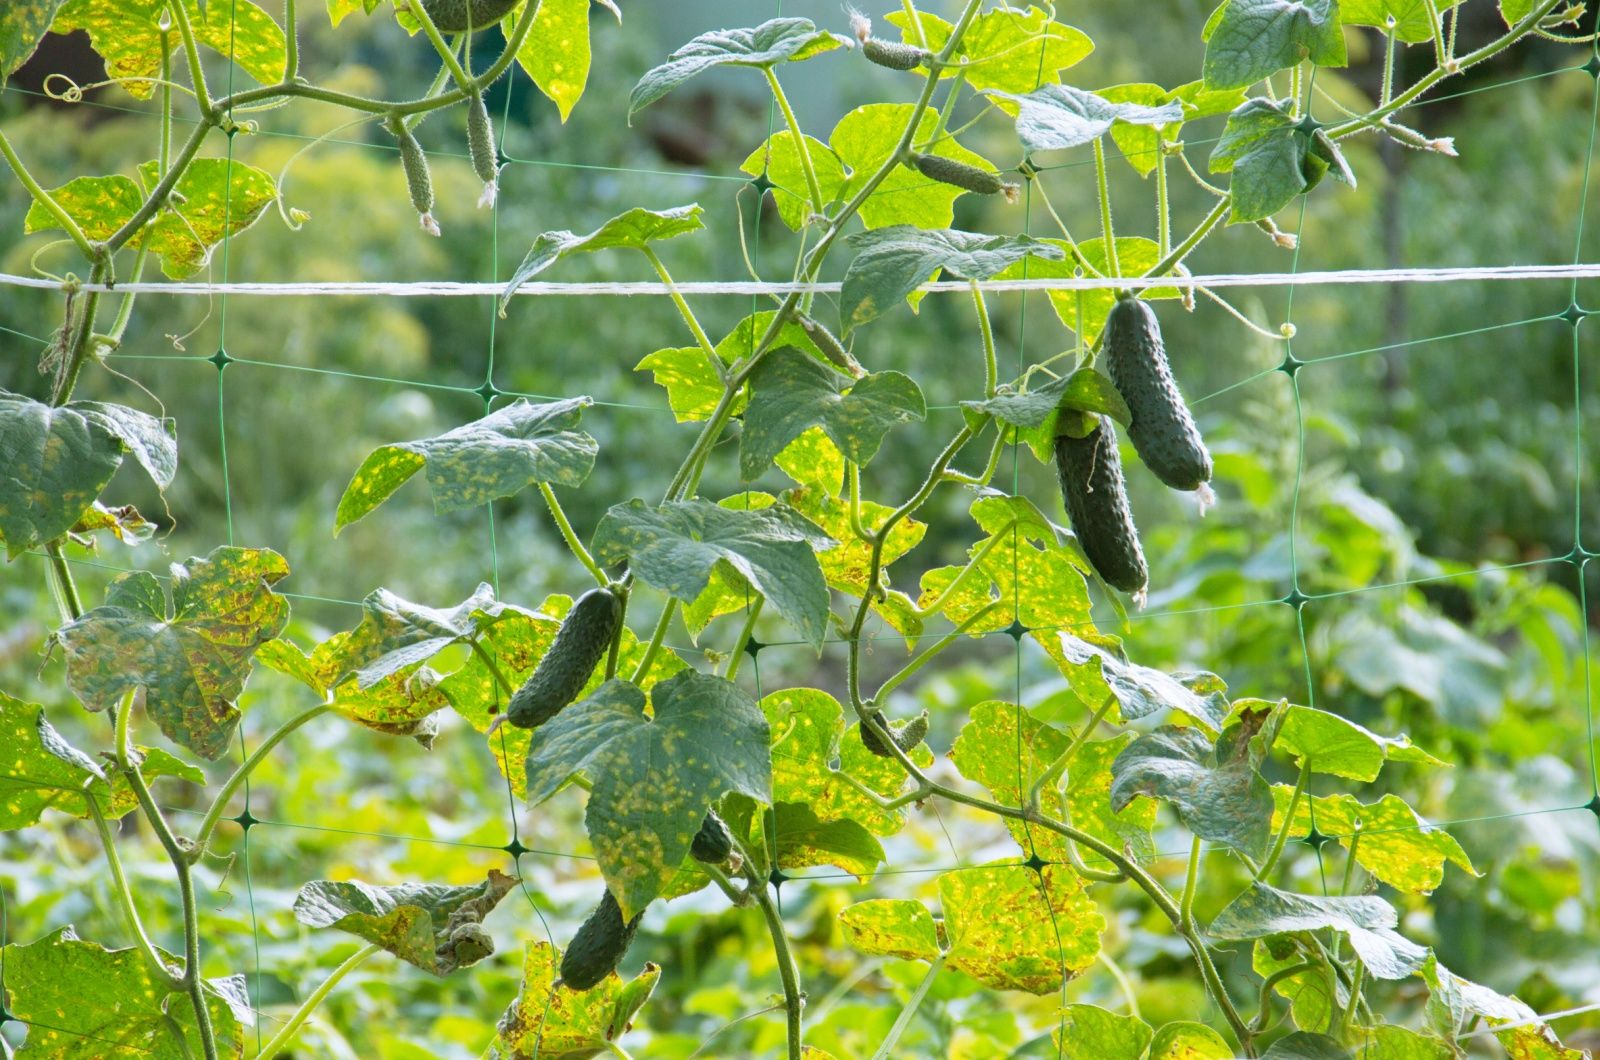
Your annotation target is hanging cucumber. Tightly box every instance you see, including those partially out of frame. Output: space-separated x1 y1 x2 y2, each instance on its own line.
413 0 519 33
505 587 622 729
466 93 499 208
560 889 644 991
910 153 1019 201
1054 416 1148 597
1101 295 1213 494
860 709 929 758
387 116 439 237
689 810 734 864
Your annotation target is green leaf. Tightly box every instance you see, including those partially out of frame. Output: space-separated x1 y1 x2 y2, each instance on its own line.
1498 0 1535 25
1270 788 1477 894
764 801 886 879
1 926 249 1057
55 546 289 759
990 84 1183 154
0 693 203 829
940 861 1103 993
524 671 770 917
594 498 834 650
493 941 660 1051
782 484 925 645
1066 735 1159 873
1149 1021 1236 1059
1341 0 1463 43
24 159 278 279
839 899 942 962
1203 0 1347 90
740 349 925 478
829 103 1003 230
962 367 1131 457
635 310 824 424
1110 713 1273 858
334 398 595 532
739 131 849 230
1104 82 1248 177
628 18 847 118
1056 632 1230 730
1209 97 1353 222
1353 1025 1454 1060
1208 882 1429 979
501 205 704 311
508 0 594 121
1254 938 1343 1036
315 582 510 688
994 236 1185 342
1260 1032 1354 1060
256 635 445 746
762 687 931 837
1 1 64 86
325 0 381 27
0 390 176 559
1248 698 1445 781
294 869 517 975
1049 1005 1153 1059
55 0 285 99
841 227 1064 332
885 7 1094 94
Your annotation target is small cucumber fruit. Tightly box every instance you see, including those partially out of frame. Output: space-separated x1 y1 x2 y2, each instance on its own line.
506 588 622 729
1101 296 1212 493
560 889 643 991
1054 416 1148 596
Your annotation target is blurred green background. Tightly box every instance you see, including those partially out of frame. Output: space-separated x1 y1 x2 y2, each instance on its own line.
2 2 1599 1056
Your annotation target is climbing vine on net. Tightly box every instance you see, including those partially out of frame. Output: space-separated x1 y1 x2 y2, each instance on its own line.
0 1 1593 1058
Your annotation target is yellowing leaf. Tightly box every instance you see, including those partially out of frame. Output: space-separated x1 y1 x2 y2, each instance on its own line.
509 0 593 121
55 0 284 99
839 899 942 962
940 861 1103 994
1271 788 1476 894
492 941 660 1057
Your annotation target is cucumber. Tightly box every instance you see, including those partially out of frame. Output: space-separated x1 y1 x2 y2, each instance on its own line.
860 709 930 758
505 588 622 729
1102 296 1212 492
415 0 519 33
466 94 498 208
689 810 734 864
863 38 931 70
911 153 1014 198
388 117 439 237
1054 416 1148 596
560 889 643 991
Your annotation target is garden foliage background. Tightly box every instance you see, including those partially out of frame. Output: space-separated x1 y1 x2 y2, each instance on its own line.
2 0 1600 1056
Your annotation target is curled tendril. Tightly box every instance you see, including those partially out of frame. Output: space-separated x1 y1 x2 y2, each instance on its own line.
42 73 84 103
44 71 198 102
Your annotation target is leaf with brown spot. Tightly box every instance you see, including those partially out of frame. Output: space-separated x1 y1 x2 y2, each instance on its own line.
492 941 660 1058
940 861 1103 994
838 899 942 962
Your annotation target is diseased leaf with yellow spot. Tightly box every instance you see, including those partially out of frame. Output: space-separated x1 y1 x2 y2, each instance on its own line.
21 174 143 240
763 687 930 837
525 671 770 918
1 1 64 86
55 0 284 99
636 311 825 424
839 899 941 962
55 546 289 760
1149 1021 1236 1060
1057 631 1230 731
1049 1004 1153 1059
886 7 1093 95
335 398 596 533
682 492 775 640
1354 1025 1454 1060
1065 735 1157 872
492 941 660 1058
739 131 848 230
293 869 517 976
760 801 886 879
940 861 1103 994
256 632 447 748
71 501 156 546
508 0 593 121
775 427 845 494
1270 788 1476 894
0 926 251 1057
951 700 1073 863
783 483 925 647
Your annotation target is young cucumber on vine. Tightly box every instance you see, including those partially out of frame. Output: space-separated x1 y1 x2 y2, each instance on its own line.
501 586 622 730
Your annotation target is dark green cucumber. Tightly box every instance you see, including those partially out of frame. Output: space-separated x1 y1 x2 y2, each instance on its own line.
415 0 519 33
1101 296 1212 492
863 38 930 70
689 810 734 864
505 588 621 729
1054 417 1148 596
911 153 1013 197
860 710 929 758
560 889 643 991
388 117 438 236
466 93 498 205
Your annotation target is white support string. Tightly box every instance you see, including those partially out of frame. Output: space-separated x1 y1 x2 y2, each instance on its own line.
2 262 1599 299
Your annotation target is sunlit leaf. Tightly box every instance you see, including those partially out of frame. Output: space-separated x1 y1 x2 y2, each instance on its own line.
885 7 1093 94
1 1 64 86
636 311 826 424
1057 631 1230 730
1242 698 1446 781
738 131 848 229
1341 0 1464 43
55 0 285 100
628 18 847 118
940 861 1103 994
994 236 1185 341
838 899 942 962
508 0 594 121
1271 788 1476 893
829 103 1003 231
741 350 925 478
1202 0 1346 90
1209 883 1428 980
501 205 704 311
1148 1020 1236 1059
1103 81 1247 177
1049 1004 1153 1059
989 84 1183 155
492 941 661 1056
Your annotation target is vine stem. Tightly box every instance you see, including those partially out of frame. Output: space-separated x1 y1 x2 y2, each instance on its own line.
874 602 1002 702
1144 197 1228 280
912 526 1011 619
630 599 678 685
970 282 997 397
641 247 726 383
164 0 212 117
84 789 183 989
869 953 945 1060
1251 959 1320 1032
752 883 804 1060
722 599 763 681
1255 757 1311 882
1093 139 1119 277
190 702 332 861
1179 836 1203 933
763 67 824 216
539 483 608 588
1024 693 1117 813
284 0 300 82
253 943 381 1059
0 130 97 259
45 543 83 623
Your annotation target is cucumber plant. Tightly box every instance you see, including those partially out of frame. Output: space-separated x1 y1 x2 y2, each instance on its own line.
0 1 1590 1058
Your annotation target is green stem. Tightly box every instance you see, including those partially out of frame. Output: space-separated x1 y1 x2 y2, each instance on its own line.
870 953 946 1060
752 884 804 1060
165 0 212 117
913 527 1011 619
0 129 98 259
45 542 84 622
1333 962 1365 1037
1255 758 1311 881
763 68 823 217
1251 959 1320 1032
407 0 474 94
642 247 726 383
1093 139 1119 277
847 464 871 542
539 482 608 587
604 584 630 679
1381 30 1398 108
899 0 929 47
875 602 1002 702
253 943 381 1060
1144 197 1229 280
630 600 678 685
1337 831 1362 896
1155 151 1172 259
1098 949 1141 1019
1421 0 1448 69
723 600 764 682
190 703 331 861
970 282 998 397
1179 836 1203 933
85 791 183 989
1025 693 1117 813
941 425 1005 487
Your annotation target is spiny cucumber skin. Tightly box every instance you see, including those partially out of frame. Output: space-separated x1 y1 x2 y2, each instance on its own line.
1102 296 1213 492
860 710 930 758
690 810 734 864
560 889 643 991
912 153 1007 196
1054 418 1149 596
416 0 519 33
863 38 930 70
506 588 621 729
467 95 498 187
